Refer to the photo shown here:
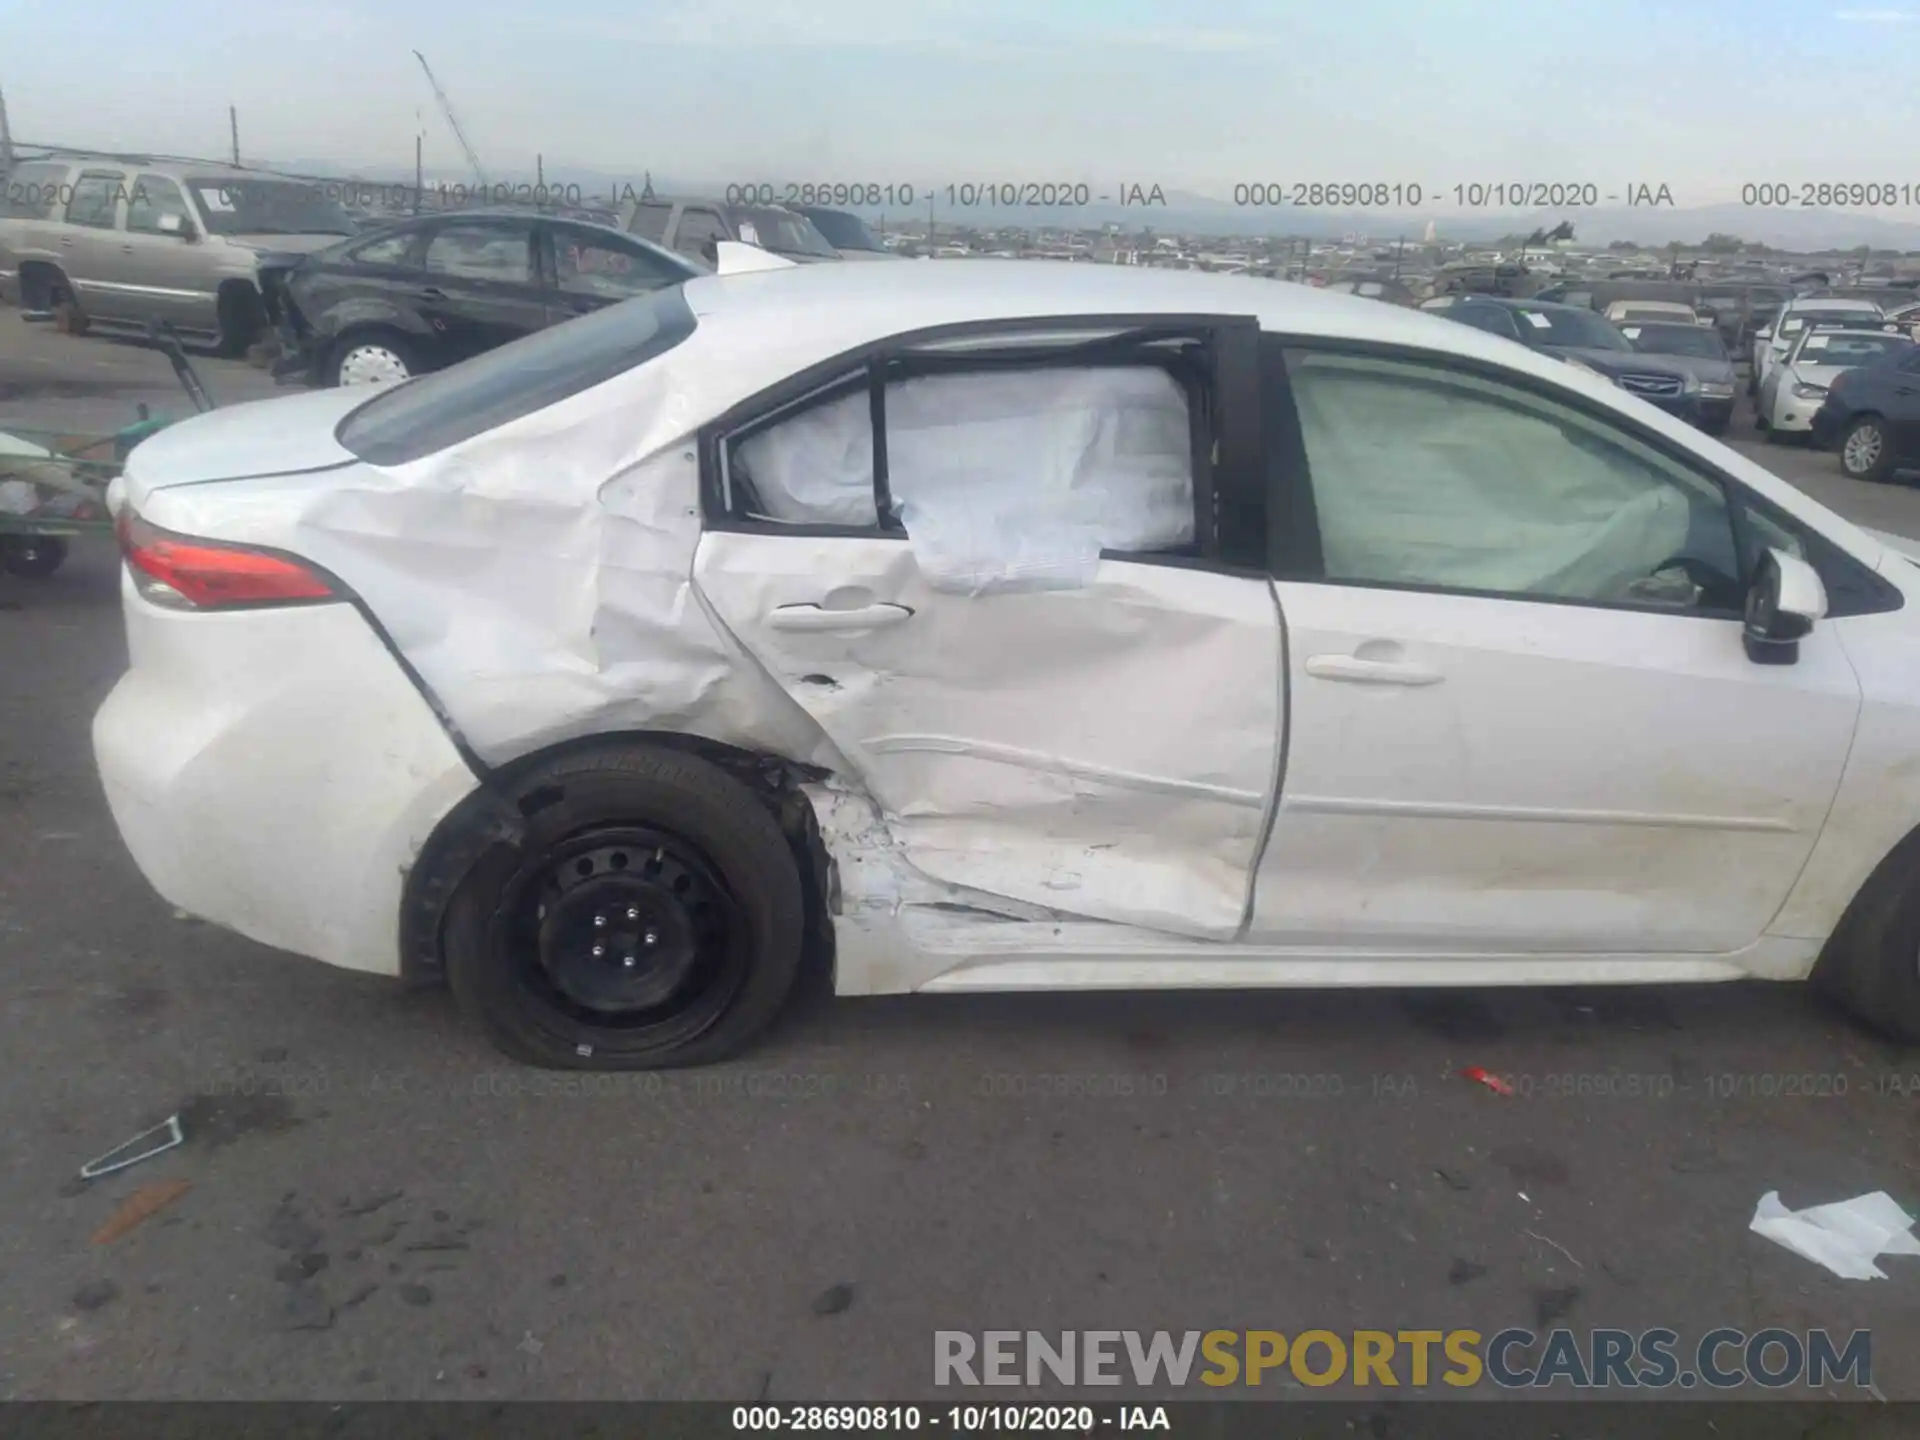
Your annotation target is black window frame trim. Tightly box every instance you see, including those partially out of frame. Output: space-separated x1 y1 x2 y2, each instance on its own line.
1261 333 1903 621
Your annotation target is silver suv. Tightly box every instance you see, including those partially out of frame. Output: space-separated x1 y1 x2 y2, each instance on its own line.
1 157 357 353
617 194 842 265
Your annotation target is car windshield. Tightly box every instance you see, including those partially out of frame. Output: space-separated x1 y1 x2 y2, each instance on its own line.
803 209 885 252
735 208 839 258
187 178 355 235
1780 309 1883 337
1511 305 1633 351
1625 324 1727 359
1793 332 1911 366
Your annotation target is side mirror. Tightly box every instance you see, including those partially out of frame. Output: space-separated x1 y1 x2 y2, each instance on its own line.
1756 327 1773 341
1744 549 1827 665
157 213 194 239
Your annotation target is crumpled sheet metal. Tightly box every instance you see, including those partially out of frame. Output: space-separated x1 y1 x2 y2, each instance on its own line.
252 338 835 767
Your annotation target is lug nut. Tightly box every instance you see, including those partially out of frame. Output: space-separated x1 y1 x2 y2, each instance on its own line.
644 929 659 946
594 914 607 928
622 955 636 968
627 907 640 920
591 943 605 958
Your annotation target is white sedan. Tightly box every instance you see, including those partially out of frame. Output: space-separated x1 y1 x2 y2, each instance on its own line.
93 261 1920 1068
1757 327 1916 437
1753 299 1888 392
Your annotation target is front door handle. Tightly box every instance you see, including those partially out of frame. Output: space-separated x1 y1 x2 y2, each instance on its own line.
419 286 446 301
768 602 913 632
1304 654 1443 686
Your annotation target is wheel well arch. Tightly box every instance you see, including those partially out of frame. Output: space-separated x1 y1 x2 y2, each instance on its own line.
18 260 73 308
399 730 837 989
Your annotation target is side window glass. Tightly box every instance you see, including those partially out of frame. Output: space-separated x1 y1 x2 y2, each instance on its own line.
627 203 673 242
64 173 124 229
126 176 189 235
423 224 531 282
350 232 415 266
1281 349 1744 611
674 209 727 260
3 164 70 219
554 232 675 298
728 365 1198 591
1899 351 1920 375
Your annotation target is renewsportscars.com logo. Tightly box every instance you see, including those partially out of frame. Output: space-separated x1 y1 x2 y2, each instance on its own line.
933 1328 1873 1390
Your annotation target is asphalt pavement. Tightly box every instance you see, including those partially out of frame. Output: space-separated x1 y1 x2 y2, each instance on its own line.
5 311 1920 1407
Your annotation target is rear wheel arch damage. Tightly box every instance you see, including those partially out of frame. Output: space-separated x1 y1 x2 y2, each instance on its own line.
401 733 839 1063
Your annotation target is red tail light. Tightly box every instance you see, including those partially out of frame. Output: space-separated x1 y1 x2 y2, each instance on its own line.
116 511 337 610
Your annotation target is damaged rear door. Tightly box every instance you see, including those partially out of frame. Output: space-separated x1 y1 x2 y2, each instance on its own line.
693 316 1280 941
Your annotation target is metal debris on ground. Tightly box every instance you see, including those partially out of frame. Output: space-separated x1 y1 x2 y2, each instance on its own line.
78 1114 184 1179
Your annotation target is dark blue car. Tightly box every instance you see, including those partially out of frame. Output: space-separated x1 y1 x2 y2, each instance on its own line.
1420 295 1704 426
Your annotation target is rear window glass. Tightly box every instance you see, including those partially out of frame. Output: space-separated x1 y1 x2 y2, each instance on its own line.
337 286 697 466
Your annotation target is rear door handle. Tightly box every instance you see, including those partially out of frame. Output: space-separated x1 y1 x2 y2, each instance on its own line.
768 602 913 632
1304 654 1443 686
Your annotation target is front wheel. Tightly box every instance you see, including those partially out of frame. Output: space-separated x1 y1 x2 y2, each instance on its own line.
443 744 807 1069
327 331 417 387
1840 415 1897 483
1 535 69 579
1813 828 1920 1044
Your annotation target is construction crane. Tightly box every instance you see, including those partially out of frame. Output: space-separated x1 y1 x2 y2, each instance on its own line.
412 50 488 191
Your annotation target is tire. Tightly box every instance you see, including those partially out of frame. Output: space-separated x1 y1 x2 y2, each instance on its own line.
1 535 68 579
214 285 265 358
443 744 807 1070
1840 415 1897 483
326 330 418 387
1813 827 1920 1044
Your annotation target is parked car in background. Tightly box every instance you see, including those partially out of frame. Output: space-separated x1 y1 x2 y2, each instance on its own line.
1320 276 1419 306
618 195 841 266
1885 299 1920 342
1604 300 1706 327
94 263 1920 1068
0 157 356 353
1421 295 1703 421
1753 299 1890 394
1811 343 1920 481
268 211 702 386
1620 321 1737 433
1758 326 1913 441
792 206 902 261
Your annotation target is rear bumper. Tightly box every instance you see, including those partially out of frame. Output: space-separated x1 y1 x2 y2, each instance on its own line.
92 573 480 974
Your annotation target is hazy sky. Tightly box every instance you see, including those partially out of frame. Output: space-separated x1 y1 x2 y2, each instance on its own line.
5 0 1919 206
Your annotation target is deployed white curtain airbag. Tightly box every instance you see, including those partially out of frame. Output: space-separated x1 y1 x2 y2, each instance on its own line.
733 366 1195 594
1289 355 1694 601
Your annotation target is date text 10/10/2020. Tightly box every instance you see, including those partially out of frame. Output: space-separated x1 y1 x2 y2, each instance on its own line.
716 182 1679 210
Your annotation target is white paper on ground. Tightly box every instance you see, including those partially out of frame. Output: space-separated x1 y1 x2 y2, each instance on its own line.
1749 1190 1920 1279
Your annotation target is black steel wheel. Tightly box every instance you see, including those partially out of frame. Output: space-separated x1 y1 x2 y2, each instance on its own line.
444 744 806 1069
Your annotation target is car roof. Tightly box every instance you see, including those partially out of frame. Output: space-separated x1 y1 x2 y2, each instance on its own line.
668 261 1632 417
